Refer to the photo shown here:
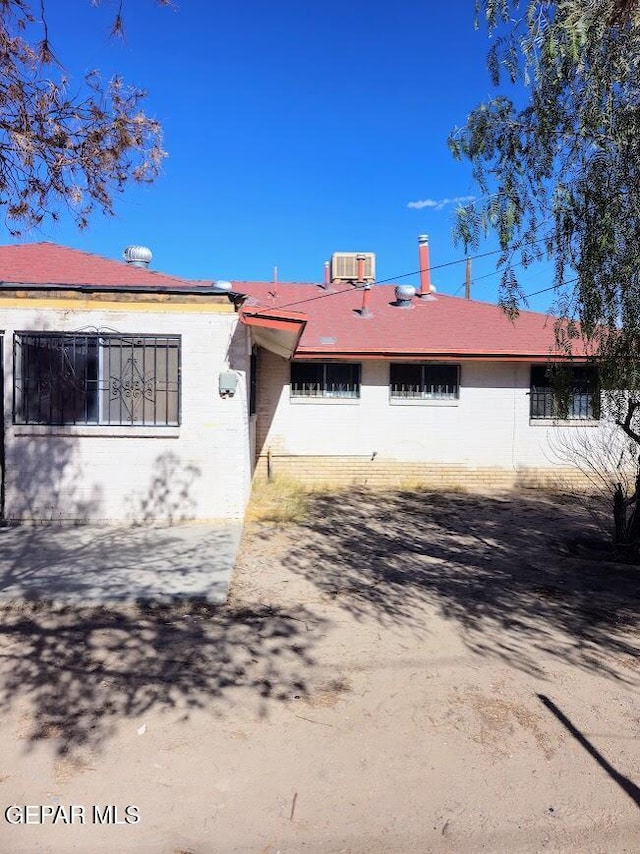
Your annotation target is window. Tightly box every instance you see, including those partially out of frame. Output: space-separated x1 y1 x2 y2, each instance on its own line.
14 333 180 426
290 361 360 399
530 365 599 420
390 363 459 400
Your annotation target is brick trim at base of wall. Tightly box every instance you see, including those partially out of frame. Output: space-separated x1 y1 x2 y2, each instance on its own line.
253 455 598 492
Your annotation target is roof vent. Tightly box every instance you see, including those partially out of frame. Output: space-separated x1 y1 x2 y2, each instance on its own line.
354 283 373 318
123 245 152 268
330 252 375 284
394 285 416 308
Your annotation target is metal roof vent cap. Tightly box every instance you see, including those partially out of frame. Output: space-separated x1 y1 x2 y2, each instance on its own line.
123 245 152 268
394 284 416 308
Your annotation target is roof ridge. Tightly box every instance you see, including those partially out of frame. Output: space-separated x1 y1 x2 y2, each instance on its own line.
0 240 192 287
62 243 193 284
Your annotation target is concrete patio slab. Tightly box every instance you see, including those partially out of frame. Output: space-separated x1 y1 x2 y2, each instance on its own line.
0 521 242 604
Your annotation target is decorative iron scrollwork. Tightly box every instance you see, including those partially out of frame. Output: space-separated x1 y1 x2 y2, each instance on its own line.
110 355 155 417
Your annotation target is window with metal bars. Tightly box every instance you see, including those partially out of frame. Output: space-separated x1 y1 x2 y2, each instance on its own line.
290 361 361 399
14 333 180 426
390 363 459 400
530 365 599 420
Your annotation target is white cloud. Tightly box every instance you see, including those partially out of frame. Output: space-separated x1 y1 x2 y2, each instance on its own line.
407 195 475 211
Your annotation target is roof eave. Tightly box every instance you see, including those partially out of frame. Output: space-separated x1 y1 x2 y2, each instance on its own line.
0 281 232 296
241 307 308 359
294 350 590 362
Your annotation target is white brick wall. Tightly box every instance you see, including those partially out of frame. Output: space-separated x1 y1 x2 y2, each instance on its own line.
1 302 252 523
255 350 607 478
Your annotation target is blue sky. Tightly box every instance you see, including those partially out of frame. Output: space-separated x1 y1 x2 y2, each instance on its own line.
22 1 553 310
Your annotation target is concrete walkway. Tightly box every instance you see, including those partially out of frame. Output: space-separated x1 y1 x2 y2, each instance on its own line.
0 521 242 604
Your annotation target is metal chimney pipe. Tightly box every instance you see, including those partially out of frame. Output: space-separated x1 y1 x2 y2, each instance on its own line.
324 261 330 287
359 283 372 317
356 253 366 283
417 234 431 297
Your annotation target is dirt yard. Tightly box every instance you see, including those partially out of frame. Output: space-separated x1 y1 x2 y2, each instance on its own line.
0 488 638 853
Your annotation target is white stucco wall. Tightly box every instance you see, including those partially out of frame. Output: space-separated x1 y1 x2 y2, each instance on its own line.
255 350 604 475
1 300 252 523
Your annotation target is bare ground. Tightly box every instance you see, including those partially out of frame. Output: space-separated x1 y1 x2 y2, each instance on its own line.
0 488 638 853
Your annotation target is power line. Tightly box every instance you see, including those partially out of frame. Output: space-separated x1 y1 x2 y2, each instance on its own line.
524 278 577 299
271 245 512 311
265 241 571 312
454 243 555 294
372 245 507 285
459 269 565 299
523 283 558 299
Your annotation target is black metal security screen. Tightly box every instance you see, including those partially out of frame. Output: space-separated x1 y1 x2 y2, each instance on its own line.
530 365 598 421
14 333 180 426
100 336 179 425
290 362 361 398
390 363 459 399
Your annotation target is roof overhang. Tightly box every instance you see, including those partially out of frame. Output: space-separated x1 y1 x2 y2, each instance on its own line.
240 308 308 359
293 351 591 362
0 281 232 296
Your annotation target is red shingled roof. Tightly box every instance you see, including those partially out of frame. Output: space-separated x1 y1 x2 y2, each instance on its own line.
236 281 589 359
0 242 196 289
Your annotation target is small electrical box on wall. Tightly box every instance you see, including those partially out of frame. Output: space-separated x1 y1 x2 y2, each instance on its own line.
219 370 239 398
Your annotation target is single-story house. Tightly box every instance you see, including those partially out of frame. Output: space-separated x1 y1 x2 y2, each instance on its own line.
236 237 600 491
0 243 252 524
0 237 601 525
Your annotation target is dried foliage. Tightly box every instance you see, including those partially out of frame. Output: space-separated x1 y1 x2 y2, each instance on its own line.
549 422 640 545
0 1 169 234
610 0 640 24
245 476 310 524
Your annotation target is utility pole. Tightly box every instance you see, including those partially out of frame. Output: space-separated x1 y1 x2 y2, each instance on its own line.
465 256 472 300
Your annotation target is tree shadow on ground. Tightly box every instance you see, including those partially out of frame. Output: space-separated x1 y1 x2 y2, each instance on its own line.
268 489 640 683
0 599 324 756
0 523 239 601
